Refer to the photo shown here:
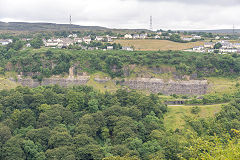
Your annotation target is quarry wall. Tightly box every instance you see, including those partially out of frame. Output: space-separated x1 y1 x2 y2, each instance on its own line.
121 78 208 95
9 76 208 95
9 76 90 87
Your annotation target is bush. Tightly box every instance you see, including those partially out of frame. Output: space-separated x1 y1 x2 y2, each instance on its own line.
191 106 201 114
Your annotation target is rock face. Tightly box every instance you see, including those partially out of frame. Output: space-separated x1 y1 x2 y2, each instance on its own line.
9 76 90 87
121 78 208 95
94 77 110 83
9 76 208 95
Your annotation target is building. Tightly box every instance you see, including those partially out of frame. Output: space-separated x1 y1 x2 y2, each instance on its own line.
107 46 113 50
193 46 204 52
0 39 12 45
44 39 60 47
26 43 31 47
83 37 92 44
124 34 132 39
44 38 74 48
74 38 83 43
219 48 237 53
133 34 140 39
68 34 77 38
139 33 147 39
154 35 160 39
204 42 214 48
207 49 214 53
106 36 113 42
122 46 134 51
233 43 240 49
181 37 193 41
95 36 104 41
220 41 233 49
192 35 202 40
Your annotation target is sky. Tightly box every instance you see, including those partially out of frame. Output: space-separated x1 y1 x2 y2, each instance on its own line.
0 0 239 30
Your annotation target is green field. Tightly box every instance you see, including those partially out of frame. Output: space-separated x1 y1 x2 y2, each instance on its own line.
164 104 224 130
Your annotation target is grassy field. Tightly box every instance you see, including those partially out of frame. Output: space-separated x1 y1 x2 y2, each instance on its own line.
0 77 19 90
207 77 239 94
164 104 224 130
86 72 121 93
114 39 204 51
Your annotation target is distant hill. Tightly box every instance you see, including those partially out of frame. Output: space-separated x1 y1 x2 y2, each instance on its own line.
180 29 240 34
0 21 151 33
0 21 108 31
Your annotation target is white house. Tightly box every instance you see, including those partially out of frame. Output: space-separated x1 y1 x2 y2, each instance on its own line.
95 36 104 41
204 42 214 48
133 34 140 39
44 39 59 47
83 37 92 44
106 36 112 42
139 33 147 39
233 43 240 49
181 37 193 41
74 38 83 43
154 35 160 39
68 34 78 38
193 46 204 52
124 34 132 39
215 36 220 40
107 46 113 50
0 39 12 45
192 35 202 40
122 46 133 51
26 43 31 47
220 48 237 53
220 41 233 49
208 49 214 53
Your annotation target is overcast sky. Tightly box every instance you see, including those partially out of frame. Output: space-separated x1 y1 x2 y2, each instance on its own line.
0 0 239 30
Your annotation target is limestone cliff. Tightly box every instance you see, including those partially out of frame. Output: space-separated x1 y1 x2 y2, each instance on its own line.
9 76 208 95
9 75 90 87
121 78 208 95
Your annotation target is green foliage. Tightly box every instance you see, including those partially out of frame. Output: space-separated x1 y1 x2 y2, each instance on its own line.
30 37 43 49
191 106 201 114
1 47 240 79
214 42 223 49
0 86 169 160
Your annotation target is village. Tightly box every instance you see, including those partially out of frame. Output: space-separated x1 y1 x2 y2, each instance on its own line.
1 31 240 54
190 41 240 54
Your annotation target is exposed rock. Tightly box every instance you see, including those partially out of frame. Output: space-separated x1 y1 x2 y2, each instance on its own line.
9 75 90 87
9 75 208 96
94 77 110 83
121 78 208 95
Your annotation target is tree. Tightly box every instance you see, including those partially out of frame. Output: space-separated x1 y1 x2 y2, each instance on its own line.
214 43 222 49
191 106 201 114
26 127 50 151
22 140 46 160
30 37 43 49
45 146 75 160
2 136 25 160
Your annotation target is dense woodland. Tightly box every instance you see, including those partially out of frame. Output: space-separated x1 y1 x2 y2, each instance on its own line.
1 85 240 159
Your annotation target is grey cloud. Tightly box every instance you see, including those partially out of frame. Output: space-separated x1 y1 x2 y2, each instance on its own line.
0 0 239 30
137 0 240 6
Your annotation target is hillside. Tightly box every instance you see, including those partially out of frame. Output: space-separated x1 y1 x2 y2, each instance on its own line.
0 21 107 31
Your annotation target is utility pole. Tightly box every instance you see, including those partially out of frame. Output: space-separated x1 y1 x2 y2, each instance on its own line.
69 15 72 33
150 16 153 31
233 24 235 37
